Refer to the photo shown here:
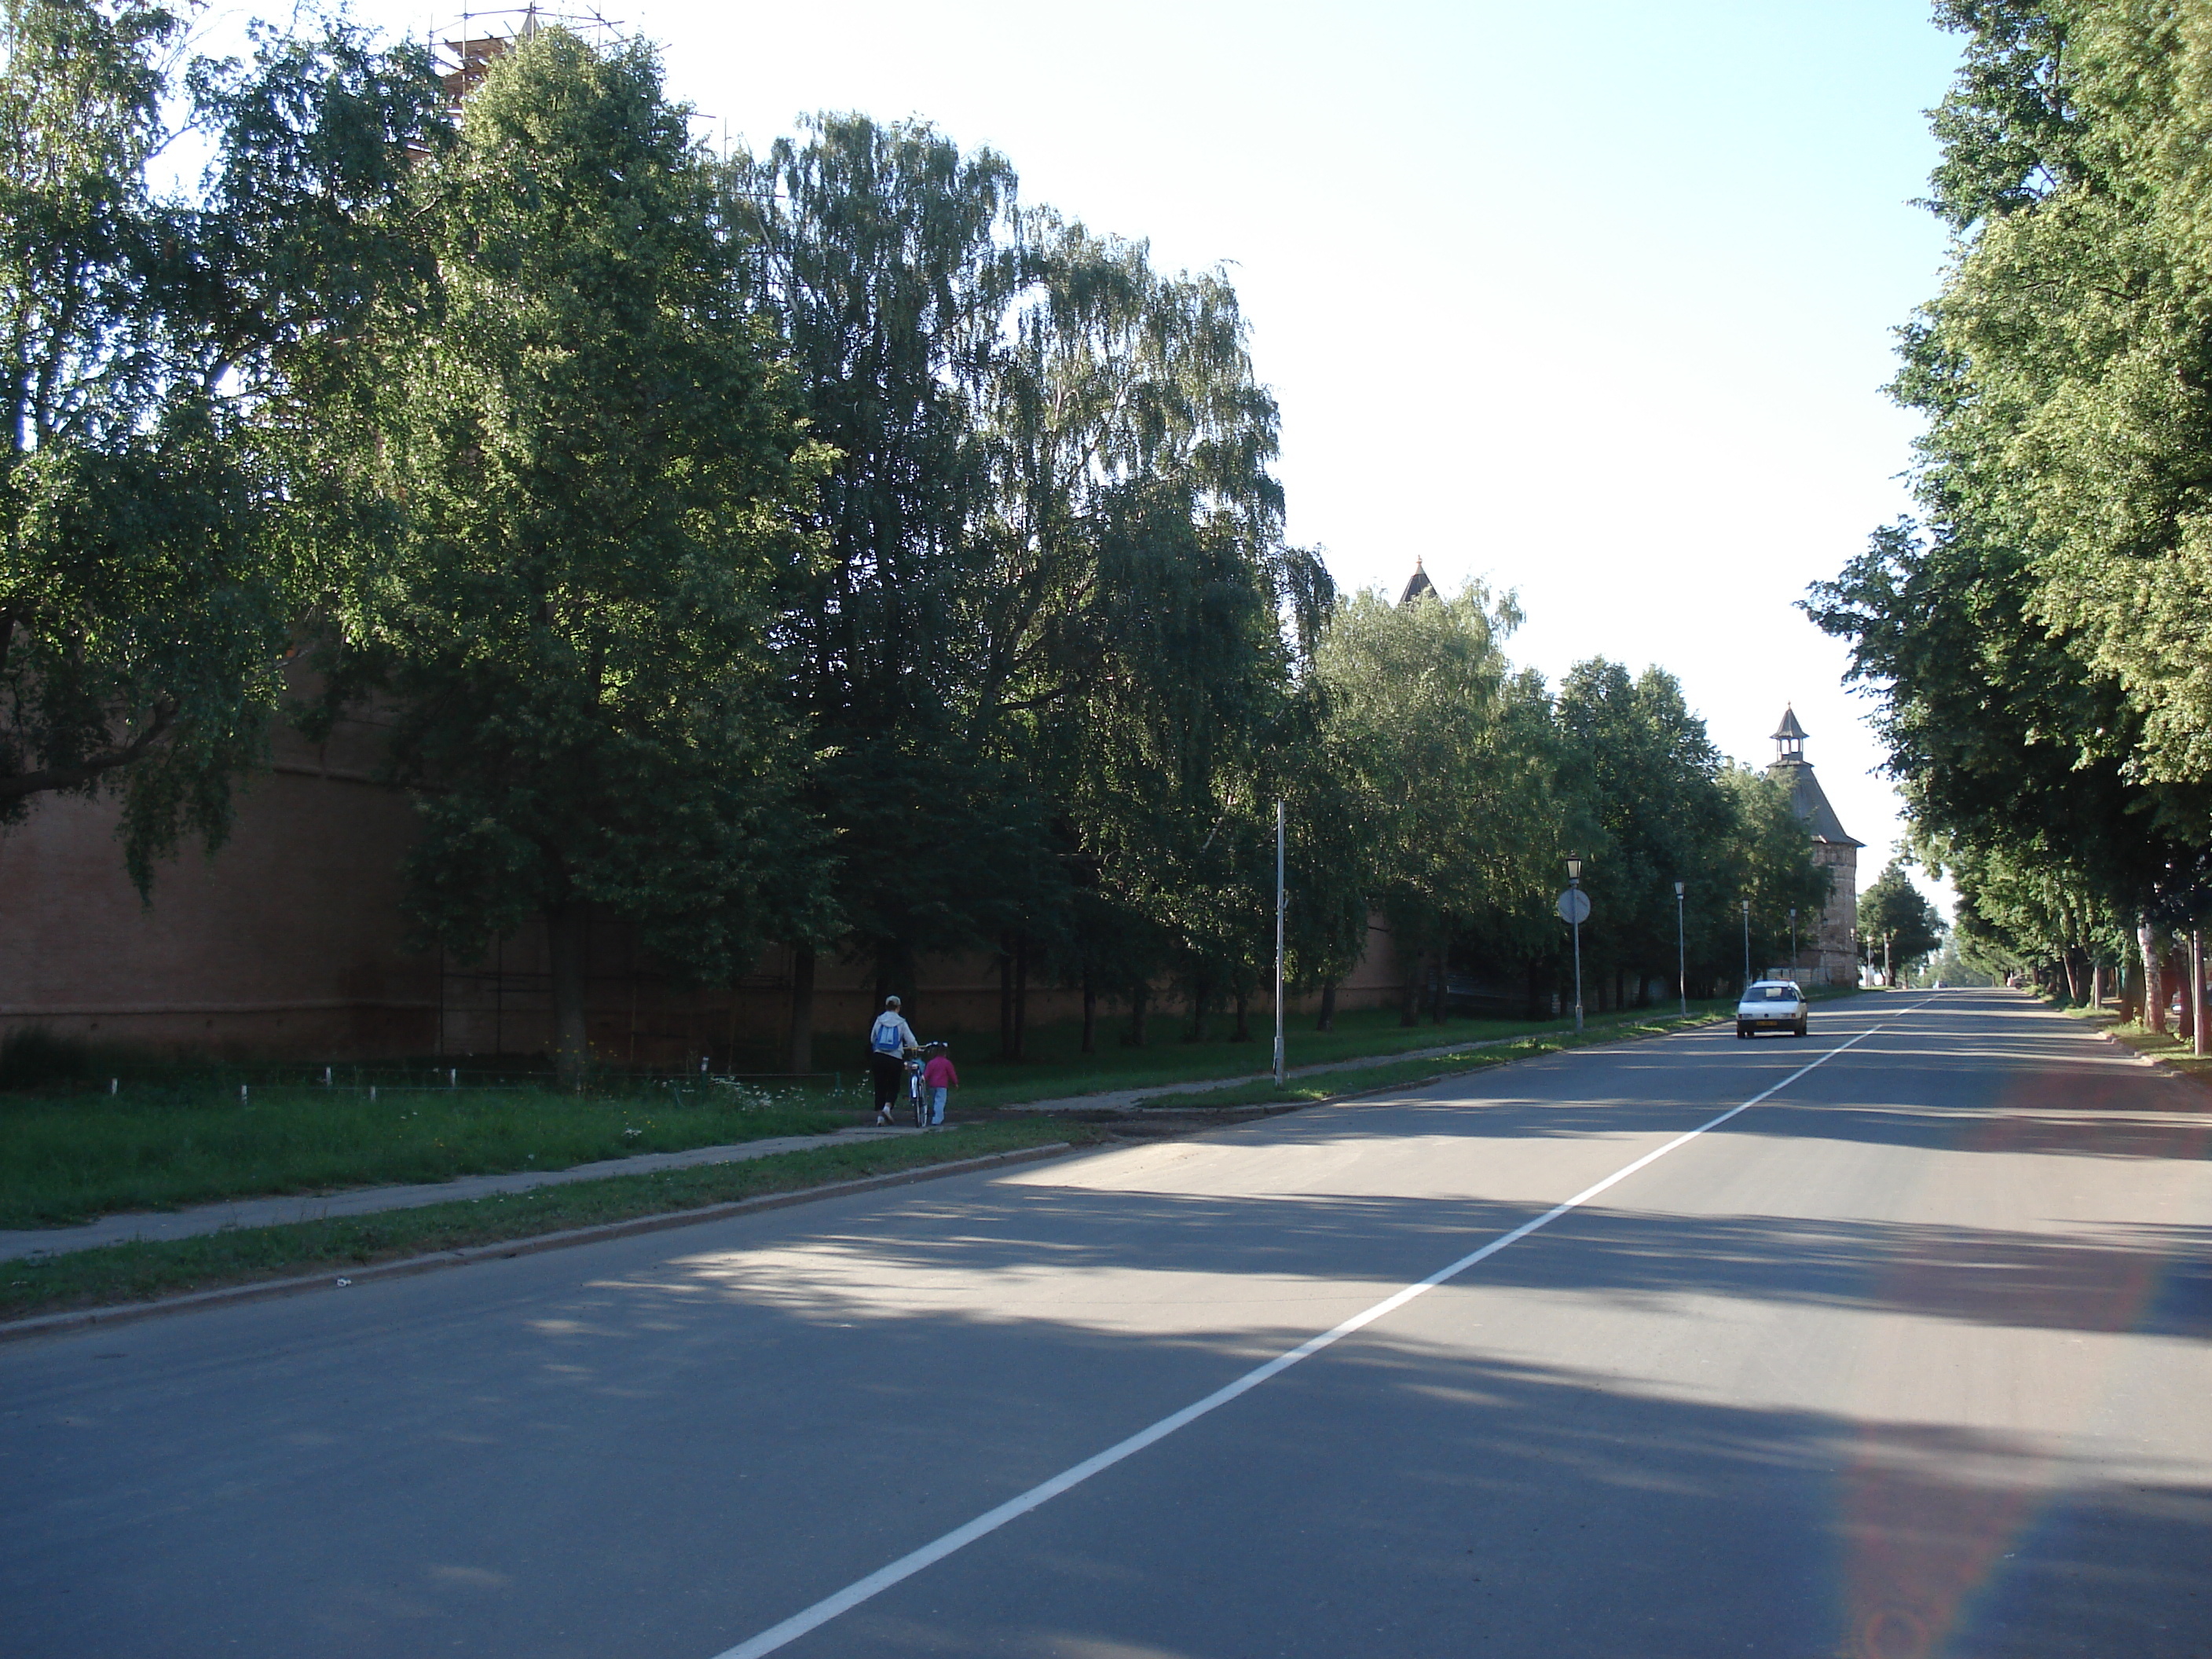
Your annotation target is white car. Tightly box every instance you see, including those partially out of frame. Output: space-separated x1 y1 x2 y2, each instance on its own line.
1737 980 1808 1039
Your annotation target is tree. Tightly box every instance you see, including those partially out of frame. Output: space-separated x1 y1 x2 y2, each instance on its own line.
733 115 1047 1050
1804 2 2212 1026
339 31 831 1086
1859 860 1943 980
0 2 442 885
1712 765 1833 990
1314 582 1563 1026
999 218 1323 1046
1554 660 1743 1007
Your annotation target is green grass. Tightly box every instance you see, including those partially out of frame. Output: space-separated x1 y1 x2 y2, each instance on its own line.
2 989 1865 1229
0 1079 866 1229
0 1119 1101 1324
1136 1005 1738 1110
920 999 1722 1111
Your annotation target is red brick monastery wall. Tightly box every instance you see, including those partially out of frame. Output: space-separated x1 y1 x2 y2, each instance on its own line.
2 735 1408 1067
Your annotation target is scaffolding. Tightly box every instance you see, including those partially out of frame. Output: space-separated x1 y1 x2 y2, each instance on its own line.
432 4 628 110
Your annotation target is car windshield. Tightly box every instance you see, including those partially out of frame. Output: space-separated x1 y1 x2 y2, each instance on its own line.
1752 986 1796 1001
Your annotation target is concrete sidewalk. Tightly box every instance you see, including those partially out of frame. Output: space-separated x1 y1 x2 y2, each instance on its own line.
0 1023 1581 1264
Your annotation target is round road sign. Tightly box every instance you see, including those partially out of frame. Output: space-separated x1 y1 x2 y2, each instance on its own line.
1556 887 1591 925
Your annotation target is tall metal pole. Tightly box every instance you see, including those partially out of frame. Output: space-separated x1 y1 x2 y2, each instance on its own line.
2193 928 2204 1060
1273 800 1286 1087
1572 912 1583 1035
1569 870 1584 1035
1741 899 1751 990
1675 881 1686 1016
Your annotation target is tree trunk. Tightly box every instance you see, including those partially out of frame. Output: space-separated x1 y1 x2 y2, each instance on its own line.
1401 947 1424 1027
1185 969 1210 1042
1430 955 1447 1024
1011 934 1029 1060
547 902 590 1090
2170 950 2192 1042
2141 917 2168 1034
2090 959 2103 1010
1232 988 1251 1042
2119 955 2141 1024
2060 948 2080 1005
1081 968 1097 1056
786 945 816 1075
998 935 1015 1059
1123 982 1148 1047
1317 979 1338 1032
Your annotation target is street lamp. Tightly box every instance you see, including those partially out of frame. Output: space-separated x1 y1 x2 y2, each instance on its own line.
1273 800 1286 1087
1741 899 1751 991
1567 855 1584 1035
1674 881 1686 1016
1789 906 1797 969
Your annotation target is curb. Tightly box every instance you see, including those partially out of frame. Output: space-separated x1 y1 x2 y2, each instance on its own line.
0 1141 1076 1346
2086 1021 2212 1094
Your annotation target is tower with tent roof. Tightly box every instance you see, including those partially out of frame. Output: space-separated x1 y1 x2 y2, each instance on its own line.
1767 705 1861 986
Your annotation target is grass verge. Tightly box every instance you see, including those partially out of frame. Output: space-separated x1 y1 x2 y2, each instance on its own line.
0 1084 863 1229
0 1119 1101 1326
1135 1006 1736 1110
2064 1006 2212 1093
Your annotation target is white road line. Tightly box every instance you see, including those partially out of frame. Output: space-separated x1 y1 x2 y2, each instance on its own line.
709 1004 1923 1659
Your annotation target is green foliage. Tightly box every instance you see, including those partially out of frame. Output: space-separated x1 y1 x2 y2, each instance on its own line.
1809 1 2212 976
1313 582 1561 1017
1714 765 1835 974
1554 661 1820 994
334 32 833 1083
738 119 1323 1035
0 1 442 884
1858 859 1946 975
2 13 1853 1071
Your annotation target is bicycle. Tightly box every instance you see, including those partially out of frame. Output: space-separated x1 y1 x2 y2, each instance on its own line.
906 1050 928 1128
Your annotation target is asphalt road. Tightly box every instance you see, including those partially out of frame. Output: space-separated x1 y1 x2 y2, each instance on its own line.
3 991 2207 1659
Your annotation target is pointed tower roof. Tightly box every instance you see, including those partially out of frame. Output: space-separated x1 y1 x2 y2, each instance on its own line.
1398 557 1436 606
1767 706 1861 846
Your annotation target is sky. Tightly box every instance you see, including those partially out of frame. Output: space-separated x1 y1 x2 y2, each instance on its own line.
225 0 1966 913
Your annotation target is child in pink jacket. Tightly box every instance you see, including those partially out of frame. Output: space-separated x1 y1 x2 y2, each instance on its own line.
920 1046 958 1126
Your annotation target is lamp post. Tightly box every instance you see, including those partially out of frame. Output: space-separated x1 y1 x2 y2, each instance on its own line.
1741 899 1751 991
1273 800 1286 1087
1883 929 1892 989
1789 906 1797 970
1674 881 1686 1016
1567 855 1585 1034
2193 928 2204 1060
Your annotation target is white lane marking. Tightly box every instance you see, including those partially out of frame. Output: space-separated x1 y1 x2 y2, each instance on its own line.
710 1005 1921 1659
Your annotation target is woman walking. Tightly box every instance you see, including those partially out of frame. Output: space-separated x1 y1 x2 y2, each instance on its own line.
867 996 918 1126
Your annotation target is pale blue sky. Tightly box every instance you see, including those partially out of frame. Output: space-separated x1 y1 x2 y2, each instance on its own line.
234 0 1967 908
